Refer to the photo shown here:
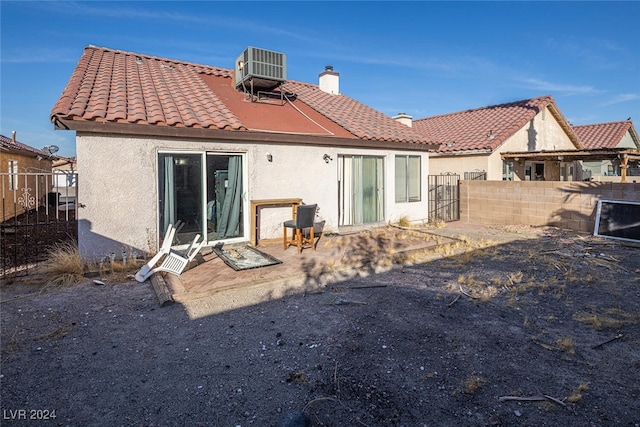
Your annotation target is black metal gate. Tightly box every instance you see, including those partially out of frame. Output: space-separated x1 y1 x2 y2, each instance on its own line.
428 174 460 222
1 171 78 278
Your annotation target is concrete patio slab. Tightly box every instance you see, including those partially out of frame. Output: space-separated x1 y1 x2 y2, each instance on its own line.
163 226 457 308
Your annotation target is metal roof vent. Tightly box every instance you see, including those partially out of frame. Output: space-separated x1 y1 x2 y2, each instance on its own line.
235 46 287 91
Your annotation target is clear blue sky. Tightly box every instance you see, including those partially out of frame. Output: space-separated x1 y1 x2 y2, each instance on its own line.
1 1 639 158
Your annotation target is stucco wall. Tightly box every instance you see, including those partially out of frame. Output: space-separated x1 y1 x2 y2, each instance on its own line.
508 107 575 152
460 180 640 232
428 154 489 178
76 133 429 258
618 130 638 149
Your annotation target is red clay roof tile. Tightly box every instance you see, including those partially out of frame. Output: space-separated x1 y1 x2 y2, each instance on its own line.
51 46 434 146
0 134 50 157
572 121 638 149
413 95 579 153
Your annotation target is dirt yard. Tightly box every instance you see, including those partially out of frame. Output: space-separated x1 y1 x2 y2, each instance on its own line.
1 224 639 426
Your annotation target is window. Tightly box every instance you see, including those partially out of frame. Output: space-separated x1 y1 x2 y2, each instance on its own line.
502 161 514 181
395 155 421 202
8 160 18 191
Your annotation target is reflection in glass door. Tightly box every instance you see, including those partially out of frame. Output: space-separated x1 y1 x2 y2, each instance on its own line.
338 155 384 226
205 154 243 241
158 152 243 246
158 153 203 245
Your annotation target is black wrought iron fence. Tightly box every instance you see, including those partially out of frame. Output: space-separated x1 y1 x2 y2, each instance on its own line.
428 173 460 222
1 171 78 278
464 171 487 180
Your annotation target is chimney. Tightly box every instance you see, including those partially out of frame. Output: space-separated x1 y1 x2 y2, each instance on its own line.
393 112 413 128
319 65 339 95
12 131 16 142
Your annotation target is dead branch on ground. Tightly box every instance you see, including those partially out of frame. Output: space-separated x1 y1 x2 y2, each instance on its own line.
592 333 624 349
458 284 478 299
499 394 566 406
447 294 461 307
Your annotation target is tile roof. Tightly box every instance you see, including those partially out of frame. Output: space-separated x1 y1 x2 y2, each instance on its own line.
413 95 580 153
51 46 434 146
282 80 429 143
0 134 49 157
571 120 639 149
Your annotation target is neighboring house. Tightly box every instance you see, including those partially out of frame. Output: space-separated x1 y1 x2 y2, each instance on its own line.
572 120 640 181
51 46 437 258
52 156 77 204
0 133 54 222
411 96 582 181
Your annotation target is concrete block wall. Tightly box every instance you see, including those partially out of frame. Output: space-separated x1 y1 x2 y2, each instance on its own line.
460 181 640 232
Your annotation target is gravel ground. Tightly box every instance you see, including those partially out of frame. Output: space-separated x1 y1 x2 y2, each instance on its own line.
1 224 639 426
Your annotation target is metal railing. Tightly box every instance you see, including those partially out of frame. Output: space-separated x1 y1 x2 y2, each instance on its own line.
464 171 487 181
1 171 78 278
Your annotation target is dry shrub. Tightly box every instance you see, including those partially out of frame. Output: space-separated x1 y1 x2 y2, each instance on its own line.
456 274 499 301
556 337 575 354
459 251 474 264
565 269 580 282
467 237 498 251
429 234 498 262
36 243 142 289
573 307 639 330
432 243 457 257
397 216 411 227
40 241 86 289
507 271 524 285
462 375 486 394
478 286 499 301
490 276 505 287
566 383 589 403
428 218 446 229
457 274 480 287
287 371 308 385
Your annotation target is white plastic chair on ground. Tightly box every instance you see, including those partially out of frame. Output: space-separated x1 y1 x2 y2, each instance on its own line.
135 225 205 282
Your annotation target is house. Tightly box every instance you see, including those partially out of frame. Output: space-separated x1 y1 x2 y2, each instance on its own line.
52 156 77 204
0 132 54 221
50 46 437 258
411 96 582 181
572 120 640 181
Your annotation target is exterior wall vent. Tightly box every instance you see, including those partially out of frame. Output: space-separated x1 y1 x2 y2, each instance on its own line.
235 46 287 90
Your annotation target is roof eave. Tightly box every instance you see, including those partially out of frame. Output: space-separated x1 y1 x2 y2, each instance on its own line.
54 118 436 152
430 148 494 157
501 148 640 162
546 102 583 149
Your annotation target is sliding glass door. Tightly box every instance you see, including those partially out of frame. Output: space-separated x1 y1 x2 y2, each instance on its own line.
338 155 384 226
158 152 243 246
205 154 243 241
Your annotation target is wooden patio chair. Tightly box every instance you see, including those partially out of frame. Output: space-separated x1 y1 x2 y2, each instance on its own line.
283 204 317 253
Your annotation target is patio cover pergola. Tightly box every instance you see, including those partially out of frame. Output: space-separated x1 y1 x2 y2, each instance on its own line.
501 148 640 182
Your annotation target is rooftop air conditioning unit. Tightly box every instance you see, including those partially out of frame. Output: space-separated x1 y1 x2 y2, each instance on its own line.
235 46 287 90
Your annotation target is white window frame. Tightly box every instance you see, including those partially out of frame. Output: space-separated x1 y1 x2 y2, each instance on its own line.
8 160 18 191
395 155 421 203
